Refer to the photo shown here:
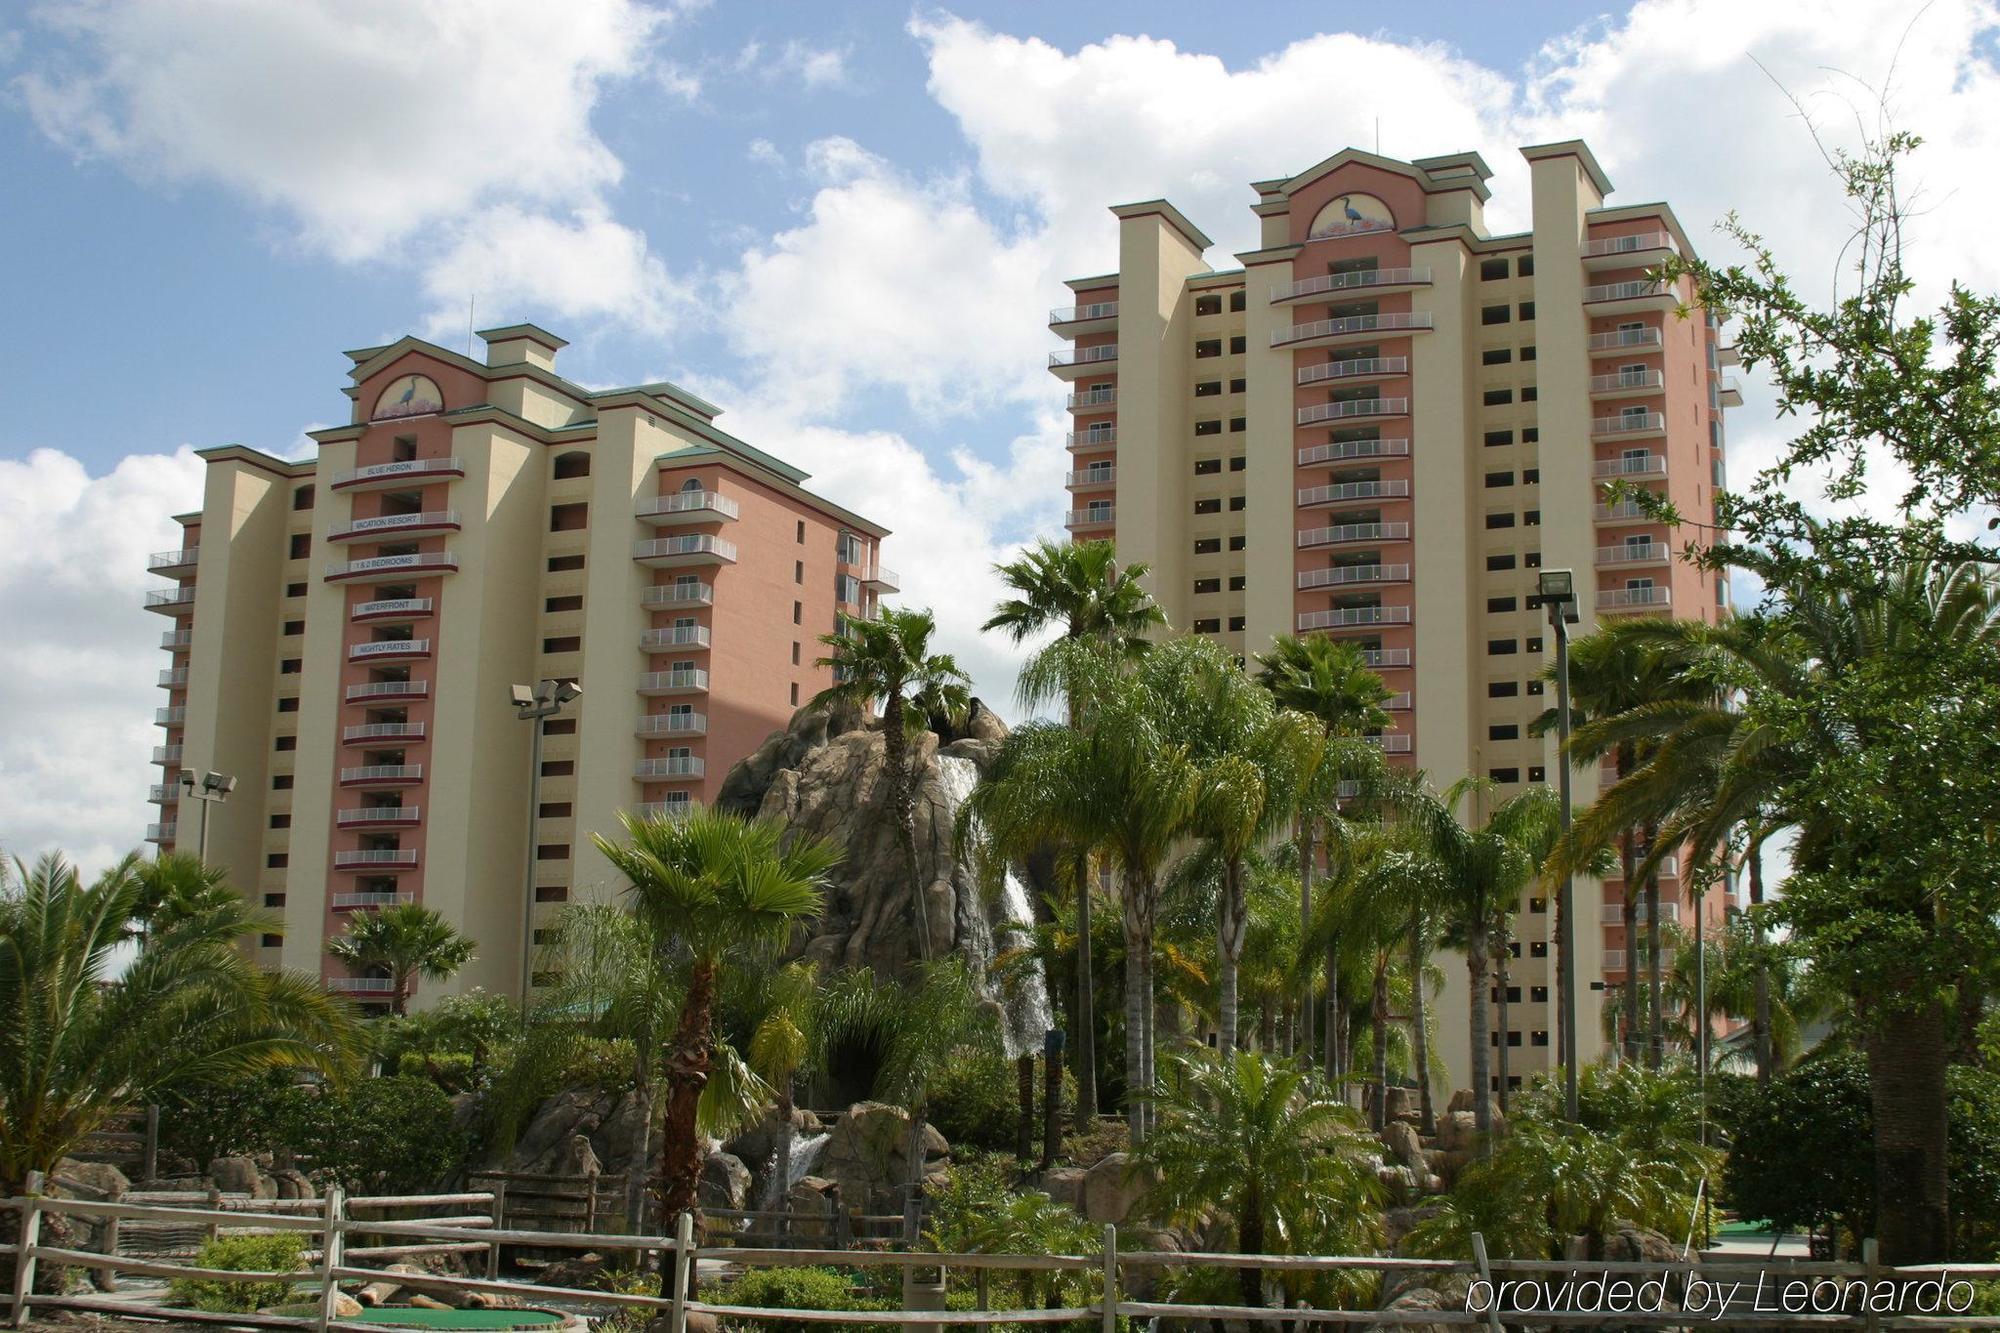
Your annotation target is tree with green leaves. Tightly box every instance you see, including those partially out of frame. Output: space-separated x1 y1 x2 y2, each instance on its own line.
816 606 972 961
984 537 1164 1123
594 809 838 1264
0 853 361 1202
324 902 476 1017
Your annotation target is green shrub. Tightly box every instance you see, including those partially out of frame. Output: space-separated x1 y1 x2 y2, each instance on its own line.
276 1075 467 1195
168 1233 306 1313
712 1267 889 1333
158 1071 292 1171
927 1048 1075 1154
397 1050 477 1092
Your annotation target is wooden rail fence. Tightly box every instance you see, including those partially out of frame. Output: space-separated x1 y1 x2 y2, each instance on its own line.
6 1183 1996 1331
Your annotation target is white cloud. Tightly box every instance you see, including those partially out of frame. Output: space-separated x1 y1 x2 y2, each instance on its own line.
0 448 204 877
420 205 690 338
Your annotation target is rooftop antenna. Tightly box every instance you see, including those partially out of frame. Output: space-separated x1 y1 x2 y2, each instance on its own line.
1374 117 1381 155
467 295 476 357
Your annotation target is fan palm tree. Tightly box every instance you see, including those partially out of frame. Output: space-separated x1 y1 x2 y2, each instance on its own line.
0 853 360 1202
1136 1046 1381 1308
816 607 971 961
985 537 1164 1122
594 808 839 1264
324 902 476 1017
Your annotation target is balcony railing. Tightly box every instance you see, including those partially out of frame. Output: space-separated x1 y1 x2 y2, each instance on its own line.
635 756 707 780
1049 301 1118 325
331 456 465 489
634 535 738 564
1298 479 1410 506
1066 388 1117 410
1590 370 1663 393
1603 951 1627 973
1065 429 1117 449
1298 522 1410 548
1296 398 1408 426
1270 269 1431 302
1596 542 1671 566
639 669 710 693
1601 901 1681 925
638 491 741 521
1298 606 1413 630
1584 231 1677 259
1594 453 1668 478
638 713 708 737
1586 279 1671 304
1598 586 1672 610
343 722 427 742
1363 733 1415 753
349 638 430 660
640 626 712 650
1604 855 1681 883
1273 312 1433 347
1586 327 1662 353
1049 344 1119 368
636 800 693 820
1593 500 1652 523
1067 468 1117 488
329 510 460 541
145 585 196 610
147 784 176 804
862 566 899 592
1298 438 1409 466
642 582 714 608
1592 412 1665 436
152 745 183 766
337 806 422 826
155 706 186 727
340 764 423 783
147 547 200 571
353 598 433 623
160 630 193 650
1363 648 1412 668
1297 564 1410 590
1065 508 1115 528
328 977 397 994
325 551 458 580
145 822 176 843
1385 691 1413 710
334 848 419 869
158 668 187 688
1296 356 1408 386
332 893 414 910
346 679 429 701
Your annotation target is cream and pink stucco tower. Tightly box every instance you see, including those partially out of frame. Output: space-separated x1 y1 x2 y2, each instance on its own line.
144 325 894 1007
1050 141 1740 1085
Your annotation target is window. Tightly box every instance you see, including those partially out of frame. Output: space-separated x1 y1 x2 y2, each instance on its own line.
792 602 802 625
265 893 286 908
536 885 569 903
539 801 573 818
1195 380 1222 397
1520 345 1536 362
1485 512 1516 529
553 451 591 479
281 658 302 674
543 718 576 736
1521 386 1538 403
1527 678 1545 696
1482 348 1512 366
794 560 805 585
1486 596 1517 613
269 814 291 829
1194 459 1222 475
1195 294 1222 316
1529 765 1547 782
1484 430 1514 447
1489 723 1521 741
1228 496 1245 512
1229 290 1247 312
1524 509 1542 526
266 853 288 869
536 843 570 861
286 581 307 597
542 636 580 654
1229 417 1246 433
1229 335 1246 353
1483 388 1513 406
791 642 800 666
1479 258 1509 280
293 485 315 511
1521 427 1540 444
548 554 585 573
1228 575 1246 591
1518 301 1536 321
1194 498 1221 515
1195 420 1222 436
1229 377 1246 392
545 595 582 613
1532 1030 1551 1047
288 533 310 559
540 760 574 777
1193 618 1221 633
1486 553 1517 571
282 619 304 636
277 696 299 713
1194 538 1221 555
1481 305 1511 325
550 502 588 531
272 774 294 790
1488 680 1519 697
1517 255 1535 277
392 437 417 461
1490 767 1521 783
790 682 800 705
261 933 283 948
1228 535 1246 551
1488 639 1519 656
1229 455 1246 470
1522 468 1540 484
1228 615 1245 631
1195 338 1222 358
1526 635 1544 652
1485 470 1514 488
1193 578 1221 594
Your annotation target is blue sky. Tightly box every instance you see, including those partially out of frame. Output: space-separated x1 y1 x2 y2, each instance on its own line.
2 0 1997 871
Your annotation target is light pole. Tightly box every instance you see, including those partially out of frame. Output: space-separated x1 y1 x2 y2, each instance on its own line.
176 768 236 864
1537 568 1581 1123
511 679 583 1011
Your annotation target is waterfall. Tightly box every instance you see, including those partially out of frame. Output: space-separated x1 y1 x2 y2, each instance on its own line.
760 1128 832 1210
935 754 1055 1058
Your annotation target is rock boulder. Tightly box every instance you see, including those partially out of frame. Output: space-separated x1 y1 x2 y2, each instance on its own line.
1080 1152 1155 1225
817 1103 948 1214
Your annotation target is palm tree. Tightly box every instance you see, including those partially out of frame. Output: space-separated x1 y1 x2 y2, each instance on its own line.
0 853 360 1202
594 809 838 1263
324 902 475 1017
1136 1046 1381 1309
985 537 1164 1122
816 607 971 962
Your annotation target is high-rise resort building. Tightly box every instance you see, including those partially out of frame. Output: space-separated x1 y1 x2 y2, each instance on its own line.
144 324 895 1008
1049 141 1740 1083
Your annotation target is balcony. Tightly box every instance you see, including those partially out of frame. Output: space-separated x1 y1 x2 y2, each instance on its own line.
1298 479 1410 508
155 706 186 727
1296 397 1408 426
1587 327 1663 357
640 626 711 651
1584 279 1675 314
1717 345 1741 367
636 800 693 820
346 679 429 702
639 669 710 696
1583 231 1677 270
642 582 715 609
1298 522 1410 548
329 977 397 994
348 638 431 662
1066 428 1117 451
1601 901 1681 925
1297 564 1410 590
1719 375 1744 408
1048 301 1119 335
333 892 414 911
1593 499 1654 524
1603 950 1627 973
1363 733 1415 754
1362 648 1412 669
1066 507 1116 531
147 784 176 805
1048 344 1119 379
145 822 176 844
637 713 708 738
1598 586 1672 611
1596 541 1671 568
1591 412 1666 441
634 535 737 568
334 848 420 870
1298 438 1409 467
1272 312 1433 349
148 547 200 575
339 764 423 785
337 806 422 828
353 597 434 623
160 630 193 651
1067 468 1117 490
1296 356 1408 387
1594 453 1668 480
1385 691 1413 711
1298 606 1413 631
331 456 465 491
862 565 900 593
144 585 195 614
1066 387 1117 412
329 510 461 542
157 668 187 689
325 551 458 582
638 491 741 525
1589 369 1663 397
1604 855 1681 883
152 745 183 766
342 722 427 744
1271 269 1431 303
635 757 706 781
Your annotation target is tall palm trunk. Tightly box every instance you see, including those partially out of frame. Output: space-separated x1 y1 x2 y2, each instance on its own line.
1867 996 1950 1264
1322 939 1340 1083
1298 822 1316 1068
1620 840 1640 1064
1494 926 1513 1117
626 1017 656 1237
1644 820 1664 1070
882 688 930 960
1369 959 1390 1133
1121 869 1156 1141
1066 696 1098 1125
1465 897 1492 1140
1237 1186 1266 1310
772 1076 795 1237
1218 856 1248 1050
1748 839 1773 1085
657 957 717 1298
1409 917 1435 1135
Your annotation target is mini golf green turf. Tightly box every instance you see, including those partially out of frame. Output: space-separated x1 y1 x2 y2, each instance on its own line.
343 1309 566 1327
